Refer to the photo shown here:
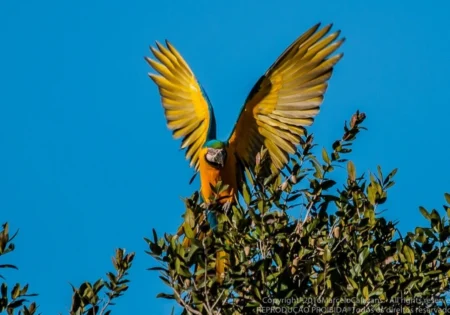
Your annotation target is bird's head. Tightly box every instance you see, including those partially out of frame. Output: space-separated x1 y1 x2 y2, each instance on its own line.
204 140 227 168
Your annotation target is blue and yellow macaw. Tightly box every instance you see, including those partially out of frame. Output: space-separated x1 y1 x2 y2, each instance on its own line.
146 23 344 282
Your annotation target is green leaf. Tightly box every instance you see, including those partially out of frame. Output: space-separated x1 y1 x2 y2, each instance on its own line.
184 208 195 228
8 298 26 309
177 267 192 278
11 283 20 299
243 182 251 205
358 247 369 265
362 285 369 300
377 165 383 182
383 168 398 185
425 270 442 276
245 301 261 308
147 267 168 272
321 180 336 190
430 210 443 233
445 193 450 205
347 161 356 181
1 283 7 298
158 276 171 287
273 253 282 268
402 245 415 264
368 184 376 205
156 293 175 300
287 193 302 202
346 276 358 290
183 222 195 240
414 227 426 243
253 287 262 302
311 159 323 179
175 258 181 274
324 246 331 262
322 148 331 165
419 206 430 220
369 288 384 298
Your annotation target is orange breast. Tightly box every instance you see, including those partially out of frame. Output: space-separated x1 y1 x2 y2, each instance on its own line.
198 147 238 204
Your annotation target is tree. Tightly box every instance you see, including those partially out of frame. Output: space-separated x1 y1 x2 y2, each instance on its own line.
3 111 450 314
147 111 450 314
0 222 134 315
0 223 37 314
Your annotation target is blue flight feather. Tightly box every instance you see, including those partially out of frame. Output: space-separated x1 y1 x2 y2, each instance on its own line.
199 83 217 141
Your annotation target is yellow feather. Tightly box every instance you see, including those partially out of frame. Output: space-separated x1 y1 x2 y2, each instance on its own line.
155 42 178 66
172 118 201 136
145 57 172 78
166 109 195 120
278 85 326 100
298 24 332 50
166 41 193 74
311 40 345 62
160 88 191 101
228 24 344 173
157 41 193 80
147 39 213 171
308 54 343 76
148 74 180 91
181 126 204 149
185 137 203 162
258 121 300 144
305 31 341 58
268 113 313 128
162 98 190 108
150 46 175 70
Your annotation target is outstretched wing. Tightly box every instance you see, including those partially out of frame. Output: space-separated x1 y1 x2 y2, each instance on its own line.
146 41 216 171
228 23 344 171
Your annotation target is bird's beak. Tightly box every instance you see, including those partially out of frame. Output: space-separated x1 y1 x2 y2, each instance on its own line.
211 149 226 167
216 150 226 167
206 148 227 168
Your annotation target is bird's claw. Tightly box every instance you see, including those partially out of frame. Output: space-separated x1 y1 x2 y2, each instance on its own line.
222 201 232 213
200 201 212 210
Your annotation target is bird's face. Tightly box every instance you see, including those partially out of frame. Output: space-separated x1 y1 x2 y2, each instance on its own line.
205 147 227 168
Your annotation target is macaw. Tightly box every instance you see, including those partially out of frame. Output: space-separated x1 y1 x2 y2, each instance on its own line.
146 23 344 282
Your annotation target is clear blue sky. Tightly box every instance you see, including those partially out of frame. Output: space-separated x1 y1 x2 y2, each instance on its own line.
1 0 449 314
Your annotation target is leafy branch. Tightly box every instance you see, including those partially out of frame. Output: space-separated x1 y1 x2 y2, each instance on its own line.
0 223 38 315
147 111 450 315
69 249 135 315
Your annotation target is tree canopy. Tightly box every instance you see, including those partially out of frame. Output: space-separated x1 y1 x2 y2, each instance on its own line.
2 112 450 314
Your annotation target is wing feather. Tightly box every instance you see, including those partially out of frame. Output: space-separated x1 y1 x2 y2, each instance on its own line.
228 23 344 171
146 41 216 170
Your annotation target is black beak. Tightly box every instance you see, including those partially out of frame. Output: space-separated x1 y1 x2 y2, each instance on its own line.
210 149 226 167
215 150 226 167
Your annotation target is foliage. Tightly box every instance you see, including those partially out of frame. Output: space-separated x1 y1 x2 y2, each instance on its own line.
2 111 450 314
147 111 450 315
0 222 134 315
0 223 38 315
69 248 135 315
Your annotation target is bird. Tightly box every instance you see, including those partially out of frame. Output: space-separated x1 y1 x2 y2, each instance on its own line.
146 23 344 283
